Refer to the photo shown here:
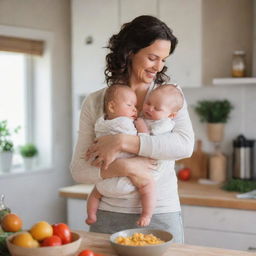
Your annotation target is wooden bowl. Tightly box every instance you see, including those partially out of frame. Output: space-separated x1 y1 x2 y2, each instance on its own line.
6 231 81 256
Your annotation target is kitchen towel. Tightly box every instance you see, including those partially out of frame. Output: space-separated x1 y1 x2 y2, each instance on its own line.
236 189 256 199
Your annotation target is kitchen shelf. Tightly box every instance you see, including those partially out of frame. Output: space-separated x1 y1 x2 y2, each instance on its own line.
212 77 256 85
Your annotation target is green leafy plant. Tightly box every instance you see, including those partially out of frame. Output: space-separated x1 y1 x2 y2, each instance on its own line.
222 179 256 193
0 121 20 152
19 143 38 158
194 99 233 123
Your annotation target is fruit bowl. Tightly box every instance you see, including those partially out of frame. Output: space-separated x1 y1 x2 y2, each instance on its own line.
110 228 173 256
6 231 81 256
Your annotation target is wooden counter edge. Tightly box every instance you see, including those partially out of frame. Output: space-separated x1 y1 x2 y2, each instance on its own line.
59 182 256 211
59 190 89 200
180 196 256 210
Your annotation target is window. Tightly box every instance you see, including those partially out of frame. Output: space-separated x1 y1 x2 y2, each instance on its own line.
0 28 53 175
0 52 30 165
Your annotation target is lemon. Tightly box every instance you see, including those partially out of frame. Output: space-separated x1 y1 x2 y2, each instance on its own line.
12 232 39 248
30 221 53 241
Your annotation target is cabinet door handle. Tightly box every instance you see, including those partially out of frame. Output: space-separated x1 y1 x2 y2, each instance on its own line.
248 247 256 251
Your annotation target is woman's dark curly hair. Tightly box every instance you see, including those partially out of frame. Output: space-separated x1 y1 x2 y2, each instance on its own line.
104 15 178 86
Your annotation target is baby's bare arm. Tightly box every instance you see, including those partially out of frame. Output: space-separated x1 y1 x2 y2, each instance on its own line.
134 118 149 134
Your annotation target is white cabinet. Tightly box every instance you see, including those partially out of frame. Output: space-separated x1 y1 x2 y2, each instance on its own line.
182 205 256 251
159 0 202 88
71 0 119 142
72 0 119 94
120 0 157 24
67 198 90 232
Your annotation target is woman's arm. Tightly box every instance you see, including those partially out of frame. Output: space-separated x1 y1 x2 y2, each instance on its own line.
70 90 105 184
101 157 157 188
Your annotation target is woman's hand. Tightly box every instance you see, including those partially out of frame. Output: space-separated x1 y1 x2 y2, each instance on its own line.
127 157 157 188
86 134 122 170
101 156 157 188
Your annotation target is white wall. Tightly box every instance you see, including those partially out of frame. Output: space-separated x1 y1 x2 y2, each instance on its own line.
0 0 73 228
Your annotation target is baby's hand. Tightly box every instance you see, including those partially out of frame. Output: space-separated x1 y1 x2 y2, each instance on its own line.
134 118 149 134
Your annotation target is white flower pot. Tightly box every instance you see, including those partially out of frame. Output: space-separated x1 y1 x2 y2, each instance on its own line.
23 157 35 170
0 152 13 172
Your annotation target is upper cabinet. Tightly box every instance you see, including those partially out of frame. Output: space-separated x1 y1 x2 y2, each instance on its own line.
71 0 119 96
72 0 253 93
159 0 202 88
120 0 158 24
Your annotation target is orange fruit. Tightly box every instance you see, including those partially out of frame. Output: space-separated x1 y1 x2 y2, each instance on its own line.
12 232 39 248
1 213 23 232
30 221 53 241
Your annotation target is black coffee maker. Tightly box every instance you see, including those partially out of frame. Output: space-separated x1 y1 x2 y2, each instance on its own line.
232 135 256 180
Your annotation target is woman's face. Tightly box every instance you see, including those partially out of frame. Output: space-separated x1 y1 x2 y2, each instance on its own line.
130 39 171 85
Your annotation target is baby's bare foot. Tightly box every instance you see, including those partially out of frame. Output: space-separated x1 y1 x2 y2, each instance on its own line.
85 215 97 225
136 216 151 227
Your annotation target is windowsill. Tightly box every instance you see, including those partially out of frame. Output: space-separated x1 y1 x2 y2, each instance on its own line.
0 165 53 179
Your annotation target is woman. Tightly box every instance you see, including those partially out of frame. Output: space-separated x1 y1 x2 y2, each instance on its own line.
70 15 194 243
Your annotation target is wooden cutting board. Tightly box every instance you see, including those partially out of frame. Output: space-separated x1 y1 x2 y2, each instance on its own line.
177 140 209 180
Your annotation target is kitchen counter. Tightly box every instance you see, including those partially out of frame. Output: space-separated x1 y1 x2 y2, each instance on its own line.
59 181 256 210
76 230 255 256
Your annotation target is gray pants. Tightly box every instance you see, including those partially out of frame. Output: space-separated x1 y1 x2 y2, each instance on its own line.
90 210 184 244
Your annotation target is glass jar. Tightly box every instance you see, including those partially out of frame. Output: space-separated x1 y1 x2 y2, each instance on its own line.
0 194 11 221
232 50 246 77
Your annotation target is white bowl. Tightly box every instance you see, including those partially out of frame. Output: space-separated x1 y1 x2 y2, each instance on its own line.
110 228 173 256
6 231 81 256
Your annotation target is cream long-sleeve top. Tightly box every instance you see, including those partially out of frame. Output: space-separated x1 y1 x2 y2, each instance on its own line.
70 84 194 214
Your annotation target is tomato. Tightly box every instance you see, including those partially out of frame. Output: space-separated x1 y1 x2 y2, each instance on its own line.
78 249 95 256
41 235 62 247
52 223 71 244
77 250 106 256
178 168 191 181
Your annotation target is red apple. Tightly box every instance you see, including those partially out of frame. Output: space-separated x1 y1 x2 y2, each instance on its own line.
178 168 191 181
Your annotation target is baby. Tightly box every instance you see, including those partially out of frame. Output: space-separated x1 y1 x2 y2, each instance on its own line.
86 84 183 227
135 84 184 135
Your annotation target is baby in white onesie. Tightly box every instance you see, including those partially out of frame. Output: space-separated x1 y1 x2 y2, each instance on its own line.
86 84 183 227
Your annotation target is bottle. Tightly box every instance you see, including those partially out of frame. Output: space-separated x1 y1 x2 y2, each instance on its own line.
0 194 11 223
232 51 246 78
232 135 253 180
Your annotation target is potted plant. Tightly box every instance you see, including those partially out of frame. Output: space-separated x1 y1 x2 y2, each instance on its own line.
19 143 38 170
0 120 20 172
194 99 233 142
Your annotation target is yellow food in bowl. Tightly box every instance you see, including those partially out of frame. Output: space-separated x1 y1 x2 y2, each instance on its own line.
115 232 165 246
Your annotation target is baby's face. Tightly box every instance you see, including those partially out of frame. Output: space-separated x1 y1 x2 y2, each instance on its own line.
143 89 174 120
110 88 137 120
